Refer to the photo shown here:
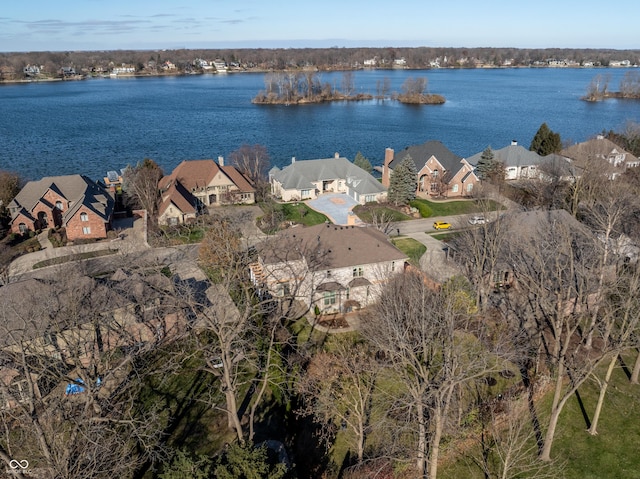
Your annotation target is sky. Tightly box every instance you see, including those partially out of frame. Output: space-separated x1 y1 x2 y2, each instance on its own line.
1 0 639 53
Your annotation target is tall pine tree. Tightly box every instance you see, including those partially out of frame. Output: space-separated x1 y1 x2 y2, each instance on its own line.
388 155 417 206
353 151 373 174
530 122 562 156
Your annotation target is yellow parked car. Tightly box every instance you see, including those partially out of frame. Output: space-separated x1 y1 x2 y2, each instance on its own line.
433 221 452 230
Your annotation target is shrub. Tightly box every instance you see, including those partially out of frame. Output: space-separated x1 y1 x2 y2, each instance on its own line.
409 199 433 217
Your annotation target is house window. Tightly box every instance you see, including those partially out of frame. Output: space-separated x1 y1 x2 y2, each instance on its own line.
433 169 439 177
365 194 375 203
346 288 350 300
80 212 88 222
323 291 336 306
301 189 311 199
82 226 91 235
391 261 396 271
467 183 474 192
352 266 364 277
18 223 27 233
452 184 459 193
56 201 63 210
276 282 291 297
430 183 439 192
9 379 29 404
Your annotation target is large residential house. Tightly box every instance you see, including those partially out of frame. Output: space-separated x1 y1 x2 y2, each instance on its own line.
467 141 546 181
382 140 479 197
8 175 114 241
269 153 387 204
0 270 187 410
158 158 255 225
561 135 640 179
249 223 408 315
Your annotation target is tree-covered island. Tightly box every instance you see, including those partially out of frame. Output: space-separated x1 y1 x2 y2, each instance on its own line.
252 71 444 105
582 70 640 101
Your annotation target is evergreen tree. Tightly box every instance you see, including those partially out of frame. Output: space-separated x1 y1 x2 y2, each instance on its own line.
214 443 286 479
530 122 562 156
353 151 373 174
475 146 495 180
388 155 417 206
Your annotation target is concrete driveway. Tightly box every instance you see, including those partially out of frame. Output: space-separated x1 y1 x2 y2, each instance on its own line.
305 193 361 225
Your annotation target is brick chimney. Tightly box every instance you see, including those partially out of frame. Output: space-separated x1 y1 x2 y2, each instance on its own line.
382 148 394 188
218 155 225 166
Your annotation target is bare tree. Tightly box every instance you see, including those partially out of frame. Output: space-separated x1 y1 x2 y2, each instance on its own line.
0 264 183 478
341 71 355 96
469 398 562 479
229 144 271 202
297 339 378 464
502 211 611 461
122 158 163 220
587 265 640 435
361 269 506 479
191 216 322 443
449 208 509 311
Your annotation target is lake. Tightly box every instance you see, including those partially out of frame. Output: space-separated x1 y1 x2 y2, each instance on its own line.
1 68 639 181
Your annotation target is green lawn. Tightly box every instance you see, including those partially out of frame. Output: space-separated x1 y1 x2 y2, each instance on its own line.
391 237 426 265
440 355 640 479
352 205 412 223
410 198 503 218
280 202 329 226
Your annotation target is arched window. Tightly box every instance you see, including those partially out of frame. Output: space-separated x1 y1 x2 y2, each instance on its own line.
18 223 27 233
80 212 88 222
55 201 63 210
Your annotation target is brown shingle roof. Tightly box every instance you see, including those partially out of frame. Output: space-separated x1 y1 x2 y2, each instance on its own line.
158 159 220 192
221 165 255 192
261 224 408 270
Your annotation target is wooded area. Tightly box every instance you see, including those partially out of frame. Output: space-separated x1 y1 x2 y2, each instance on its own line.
1 46 639 81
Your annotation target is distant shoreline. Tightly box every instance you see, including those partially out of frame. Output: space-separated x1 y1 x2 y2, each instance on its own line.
2 65 636 85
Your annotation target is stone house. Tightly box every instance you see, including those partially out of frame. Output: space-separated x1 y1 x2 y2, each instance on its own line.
157 158 255 225
467 140 546 181
269 153 387 204
561 135 640 180
8 175 114 241
249 223 408 315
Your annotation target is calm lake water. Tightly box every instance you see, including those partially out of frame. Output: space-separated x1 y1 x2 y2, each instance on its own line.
1 68 639 181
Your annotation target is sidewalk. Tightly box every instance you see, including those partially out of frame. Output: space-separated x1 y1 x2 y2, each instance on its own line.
7 215 149 280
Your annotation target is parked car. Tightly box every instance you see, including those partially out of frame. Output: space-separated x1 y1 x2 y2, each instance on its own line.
433 221 452 230
468 215 487 225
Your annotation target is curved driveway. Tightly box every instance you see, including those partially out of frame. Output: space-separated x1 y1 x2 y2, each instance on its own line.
305 193 361 225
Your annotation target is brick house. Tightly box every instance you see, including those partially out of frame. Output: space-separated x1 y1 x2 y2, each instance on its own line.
249 224 408 315
8 175 114 241
0 270 189 409
382 140 479 198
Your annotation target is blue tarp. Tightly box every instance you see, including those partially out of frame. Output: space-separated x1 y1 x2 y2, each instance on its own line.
65 378 101 395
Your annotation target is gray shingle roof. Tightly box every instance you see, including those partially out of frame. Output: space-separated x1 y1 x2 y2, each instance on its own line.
467 144 543 168
8 175 114 223
389 140 463 172
271 157 386 195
